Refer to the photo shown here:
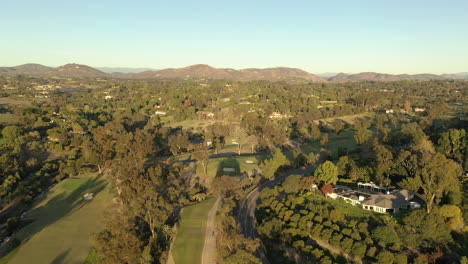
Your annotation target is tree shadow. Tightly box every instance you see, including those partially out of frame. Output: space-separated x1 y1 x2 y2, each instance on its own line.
14 175 107 245
216 158 241 177
51 248 70 264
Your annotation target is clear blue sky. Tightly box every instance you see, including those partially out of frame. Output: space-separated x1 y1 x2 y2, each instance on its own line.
1 0 467 74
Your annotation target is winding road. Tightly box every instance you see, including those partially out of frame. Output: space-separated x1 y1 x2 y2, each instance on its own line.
237 167 315 264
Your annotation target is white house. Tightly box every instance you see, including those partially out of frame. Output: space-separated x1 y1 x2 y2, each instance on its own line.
269 112 291 119
327 185 417 214
155 111 167 115
414 107 426 112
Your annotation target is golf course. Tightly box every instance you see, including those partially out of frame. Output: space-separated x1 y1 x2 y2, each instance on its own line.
171 198 216 264
1 173 109 264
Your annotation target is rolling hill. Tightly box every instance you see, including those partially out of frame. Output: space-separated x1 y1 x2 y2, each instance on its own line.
328 72 464 82
0 64 52 75
121 64 327 82
0 63 466 82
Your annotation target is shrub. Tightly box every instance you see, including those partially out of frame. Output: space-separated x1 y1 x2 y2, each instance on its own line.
394 253 408 264
351 242 367 259
311 248 324 259
366 246 377 258
7 217 21 234
375 250 395 264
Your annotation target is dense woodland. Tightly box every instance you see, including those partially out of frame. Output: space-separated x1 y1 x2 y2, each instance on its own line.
0 75 466 263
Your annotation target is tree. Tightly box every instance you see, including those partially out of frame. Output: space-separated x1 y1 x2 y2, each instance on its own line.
193 144 210 177
212 175 242 200
337 156 353 176
372 226 400 246
375 250 395 264
438 129 467 169
320 133 329 148
232 126 247 155
417 152 462 213
283 174 302 194
372 143 393 186
168 132 189 155
1 125 21 140
309 122 321 140
321 184 333 195
354 126 371 145
332 119 344 135
437 205 464 231
85 127 116 174
260 149 288 180
314 161 339 184
401 210 452 250
306 152 317 166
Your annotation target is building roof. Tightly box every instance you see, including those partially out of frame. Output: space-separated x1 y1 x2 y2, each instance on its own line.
332 186 412 209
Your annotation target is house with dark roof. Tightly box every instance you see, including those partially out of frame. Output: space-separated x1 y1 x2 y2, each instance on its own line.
327 184 420 214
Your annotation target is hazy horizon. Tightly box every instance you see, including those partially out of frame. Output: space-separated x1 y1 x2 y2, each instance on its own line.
2 0 468 74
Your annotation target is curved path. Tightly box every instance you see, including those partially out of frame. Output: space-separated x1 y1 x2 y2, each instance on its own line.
237 167 314 264
201 197 221 264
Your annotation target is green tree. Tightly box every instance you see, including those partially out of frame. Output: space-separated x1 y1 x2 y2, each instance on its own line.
354 126 371 145
314 161 339 184
376 250 395 264
283 174 302 194
332 119 344 135
320 133 329 148
260 149 288 180
372 226 400 246
193 144 210 177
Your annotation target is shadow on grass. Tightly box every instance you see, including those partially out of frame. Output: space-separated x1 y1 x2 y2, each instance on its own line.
216 158 241 177
15 176 107 245
50 249 70 264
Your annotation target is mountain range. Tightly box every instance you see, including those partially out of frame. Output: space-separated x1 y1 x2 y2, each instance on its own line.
0 63 466 82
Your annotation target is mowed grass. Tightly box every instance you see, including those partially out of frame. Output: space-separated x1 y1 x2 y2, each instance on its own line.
172 198 216 264
0 114 19 124
6 173 110 264
0 97 31 105
195 154 264 179
299 130 358 159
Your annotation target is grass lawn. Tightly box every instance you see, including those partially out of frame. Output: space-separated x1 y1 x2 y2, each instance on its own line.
0 114 19 124
172 198 216 264
165 119 218 130
299 130 358 159
5 173 110 264
306 192 380 220
195 154 265 179
0 97 31 105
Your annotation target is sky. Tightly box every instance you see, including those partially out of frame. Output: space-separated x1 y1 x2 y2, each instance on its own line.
1 0 467 74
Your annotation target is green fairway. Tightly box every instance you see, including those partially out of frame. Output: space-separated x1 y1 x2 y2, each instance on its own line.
299 130 358 159
172 198 216 264
195 154 264 178
5 173 109 264
0 114 19 124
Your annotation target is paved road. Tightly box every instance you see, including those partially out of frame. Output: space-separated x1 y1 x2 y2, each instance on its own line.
237 166 314 264
201 197 221 264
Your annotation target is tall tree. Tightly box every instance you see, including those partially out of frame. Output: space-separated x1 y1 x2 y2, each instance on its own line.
314 161 339 184
193 144 210 177
260 149 288 180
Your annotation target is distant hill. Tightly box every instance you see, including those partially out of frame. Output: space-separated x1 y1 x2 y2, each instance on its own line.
0 63 466 82
328 72 466 82
123 64 327 82
38 64 110 78
96 67 158 73
0 63 52 75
